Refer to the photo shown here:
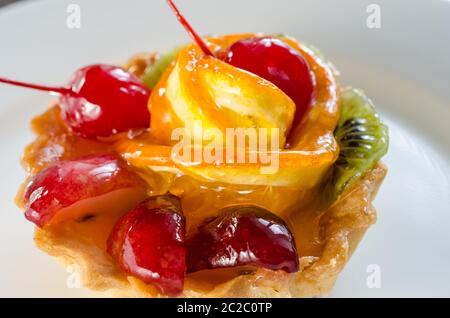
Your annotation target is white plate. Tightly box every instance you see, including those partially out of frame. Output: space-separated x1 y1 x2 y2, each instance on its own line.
0 0 449 297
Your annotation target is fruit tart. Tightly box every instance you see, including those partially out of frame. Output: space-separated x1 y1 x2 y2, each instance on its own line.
7 1 388 297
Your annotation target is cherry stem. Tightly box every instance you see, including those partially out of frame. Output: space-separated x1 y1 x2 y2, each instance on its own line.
166 0 214 57
0 76 71 96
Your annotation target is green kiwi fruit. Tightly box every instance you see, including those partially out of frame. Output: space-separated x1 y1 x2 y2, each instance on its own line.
142 45 184 89
323 88 389 204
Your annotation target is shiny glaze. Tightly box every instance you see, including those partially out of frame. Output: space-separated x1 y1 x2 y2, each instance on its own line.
117 34 340 187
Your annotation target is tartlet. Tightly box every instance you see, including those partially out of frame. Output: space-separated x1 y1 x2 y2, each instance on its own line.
10 2 388 298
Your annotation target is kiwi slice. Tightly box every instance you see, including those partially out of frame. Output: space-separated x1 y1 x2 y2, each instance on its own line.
323 88 389 204
142 45 184 89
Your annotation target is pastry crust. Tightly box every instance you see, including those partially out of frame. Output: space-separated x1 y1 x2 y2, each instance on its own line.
34 163 387 298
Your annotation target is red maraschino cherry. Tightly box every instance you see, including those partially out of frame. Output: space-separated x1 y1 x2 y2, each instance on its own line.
187 205 299 274
107 194 186 295
0 64 151 139
166 0 314 124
